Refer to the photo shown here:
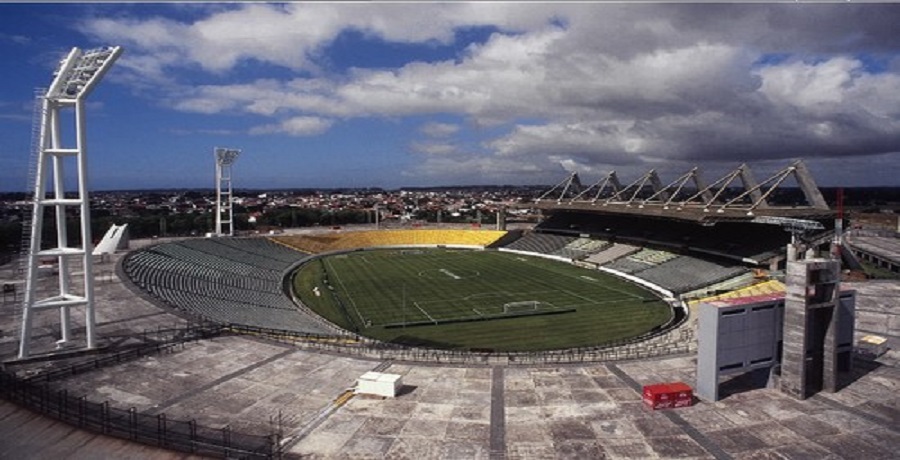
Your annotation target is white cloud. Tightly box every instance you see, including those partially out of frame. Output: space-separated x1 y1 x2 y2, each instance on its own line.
758 57 900 119
77 3 900 184
420 122 460 137
79 3 555 77
168 27 567 123
0 32 30 45
404 154 550 184
488 122 643 164
410 141 458 156
168 128 237 136
758 58 859 110
249 116 333 136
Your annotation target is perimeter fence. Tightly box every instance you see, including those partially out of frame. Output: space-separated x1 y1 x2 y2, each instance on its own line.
226 316 695 366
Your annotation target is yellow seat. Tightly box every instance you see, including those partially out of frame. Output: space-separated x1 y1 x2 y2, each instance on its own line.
272 229 507 253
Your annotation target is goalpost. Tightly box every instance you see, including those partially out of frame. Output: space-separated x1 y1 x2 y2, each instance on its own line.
502 300 542 314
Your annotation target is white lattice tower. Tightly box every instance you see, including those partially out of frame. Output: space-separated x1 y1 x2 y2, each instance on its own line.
19 46 122 358
215 148 241 236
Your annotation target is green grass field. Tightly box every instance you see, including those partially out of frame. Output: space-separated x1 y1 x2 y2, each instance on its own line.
292 248 673 351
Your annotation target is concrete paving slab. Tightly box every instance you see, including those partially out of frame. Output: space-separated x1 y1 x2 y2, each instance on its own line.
780 415 842 439
505 422 551 443
355 416 409 437
549 419 597 441
600 437 656 459
704 427 770 454
812 432 894 460
505 441 558 459
632 414 686 437
445 420 490 443
645 434 713 458
743 422 809 448
439 439 489 460
449 404 490 422
340 434 395 458
554 440 608 459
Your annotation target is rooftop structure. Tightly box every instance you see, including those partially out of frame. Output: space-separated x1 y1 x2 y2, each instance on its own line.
531 160 834 225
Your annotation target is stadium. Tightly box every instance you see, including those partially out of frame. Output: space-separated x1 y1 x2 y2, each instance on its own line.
1 44 899 460
3 154 899 458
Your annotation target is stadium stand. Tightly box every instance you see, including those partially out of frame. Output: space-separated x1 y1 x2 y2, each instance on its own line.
688 279 786 306
501 232 750 296
634 256 749 294
122 238 330 334
844 233 900 274
551 237 611 259
684 279 786 320
502 232 577 255
536 211 826 264
274 229 506 254
584 243 641 265
604 247 678 274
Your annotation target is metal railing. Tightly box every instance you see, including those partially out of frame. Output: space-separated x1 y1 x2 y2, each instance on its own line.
1 321 283 459
0 371 280 458
226 322 695 366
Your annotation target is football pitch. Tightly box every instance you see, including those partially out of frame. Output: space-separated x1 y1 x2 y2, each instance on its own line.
292 248 673 351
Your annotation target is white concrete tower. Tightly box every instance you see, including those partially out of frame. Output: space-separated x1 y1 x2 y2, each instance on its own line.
19 46 122 358
215 147 241 236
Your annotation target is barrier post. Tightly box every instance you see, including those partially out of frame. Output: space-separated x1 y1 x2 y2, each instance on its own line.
157 413 167 447
101 401 110 434
129 407 137 440
189 419 197 453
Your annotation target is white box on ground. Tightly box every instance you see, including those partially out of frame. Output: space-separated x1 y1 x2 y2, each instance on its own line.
357 371 403 397
857 335 888 358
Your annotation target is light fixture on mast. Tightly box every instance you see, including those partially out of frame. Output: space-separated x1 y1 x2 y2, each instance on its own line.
215 147 241 237
19 46 122 359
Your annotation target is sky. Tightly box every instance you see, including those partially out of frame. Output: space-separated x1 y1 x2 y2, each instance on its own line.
1 2 899 192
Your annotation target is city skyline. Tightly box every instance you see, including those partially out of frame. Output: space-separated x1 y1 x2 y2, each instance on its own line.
1 2 900 192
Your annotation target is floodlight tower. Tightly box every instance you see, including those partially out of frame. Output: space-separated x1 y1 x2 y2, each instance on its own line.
215 147 241 236
19 46 122 358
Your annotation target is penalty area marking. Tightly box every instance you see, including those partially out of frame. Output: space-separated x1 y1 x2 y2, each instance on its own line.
412 301 437 323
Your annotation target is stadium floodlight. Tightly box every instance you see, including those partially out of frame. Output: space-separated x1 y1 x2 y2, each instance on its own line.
215 148 241 236
19 46 122 359
215 147 240 166
47 46 123 101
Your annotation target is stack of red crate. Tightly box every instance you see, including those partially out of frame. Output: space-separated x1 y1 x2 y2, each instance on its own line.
642 382 693 410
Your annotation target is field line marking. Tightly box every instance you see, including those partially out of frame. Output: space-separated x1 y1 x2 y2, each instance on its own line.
463 292 507 301
439 268 462 280
324 258 368 327
412 301 437 324
495 253 633 303
510 255 645 300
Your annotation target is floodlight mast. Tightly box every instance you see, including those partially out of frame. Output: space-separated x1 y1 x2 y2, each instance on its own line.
19 46 122 359
215 148 241 236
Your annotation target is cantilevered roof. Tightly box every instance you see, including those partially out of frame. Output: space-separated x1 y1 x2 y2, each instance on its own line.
521 160 834 225
527 200 834 225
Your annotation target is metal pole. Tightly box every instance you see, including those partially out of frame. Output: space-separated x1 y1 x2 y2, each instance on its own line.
18 96 52 359
76 100 97 349
51 106 72 346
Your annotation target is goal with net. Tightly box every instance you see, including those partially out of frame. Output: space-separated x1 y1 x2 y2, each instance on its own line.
502 300 542 314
